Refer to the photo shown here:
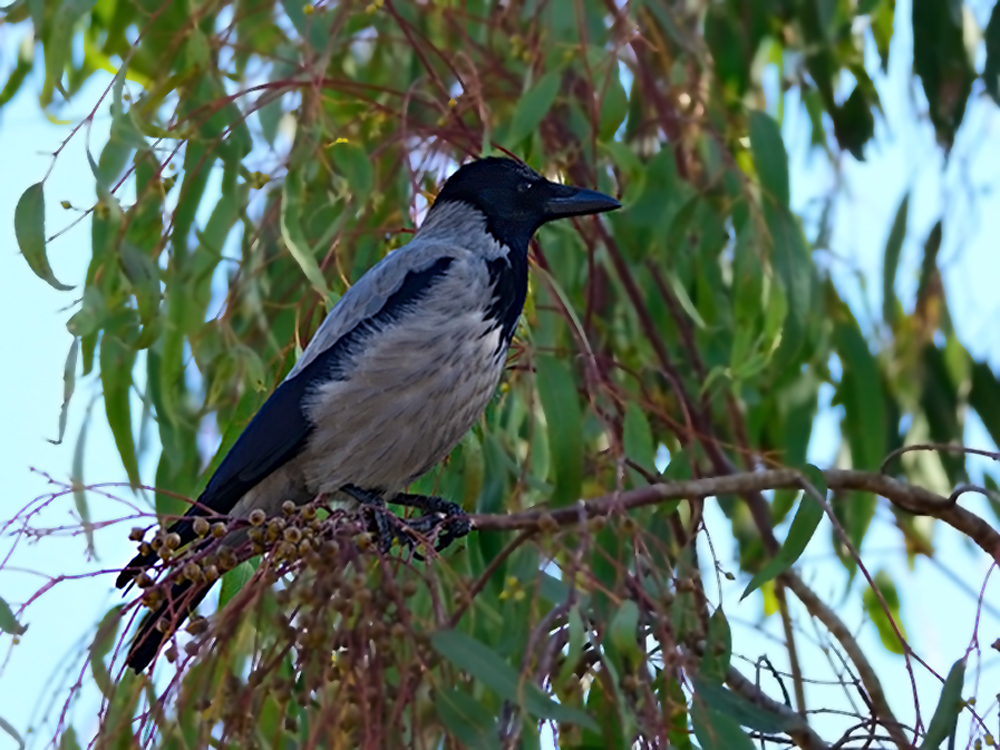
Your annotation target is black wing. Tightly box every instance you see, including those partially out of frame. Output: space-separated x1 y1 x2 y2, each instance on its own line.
116 256 456 589
115 376 315 588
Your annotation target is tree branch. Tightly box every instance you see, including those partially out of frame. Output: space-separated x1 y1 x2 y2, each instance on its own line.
469 468 1000 565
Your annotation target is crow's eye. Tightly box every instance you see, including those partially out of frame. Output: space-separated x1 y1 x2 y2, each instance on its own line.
518 181 533 193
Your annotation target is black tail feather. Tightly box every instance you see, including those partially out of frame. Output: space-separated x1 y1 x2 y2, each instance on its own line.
126 579 212 672
115 503 210 590
116 549 157 589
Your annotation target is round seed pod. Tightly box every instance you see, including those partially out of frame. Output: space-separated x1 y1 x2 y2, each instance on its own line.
192 517 210 538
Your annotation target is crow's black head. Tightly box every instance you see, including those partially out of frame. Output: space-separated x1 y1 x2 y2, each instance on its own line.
432 157 620 252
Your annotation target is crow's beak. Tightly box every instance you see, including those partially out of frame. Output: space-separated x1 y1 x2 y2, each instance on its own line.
543 183 621 220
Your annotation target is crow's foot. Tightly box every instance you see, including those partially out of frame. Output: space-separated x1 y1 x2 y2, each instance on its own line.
341 486 470 554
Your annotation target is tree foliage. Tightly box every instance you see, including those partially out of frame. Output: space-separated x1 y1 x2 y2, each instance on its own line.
3 0 1000 747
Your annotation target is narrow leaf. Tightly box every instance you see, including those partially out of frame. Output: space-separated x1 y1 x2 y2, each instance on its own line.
434 688 501 749
833 317 886 471
49 337 79 445
557 605 585 687
623 402 656 475
219 561 256 608
690 702 755 750
72 398 96 559
743 487 824 599
882 193 909 327
912 0 973 148
919 658 966 749
90 606 122 699
749 111 789 207
764 204 811 365
281 168 329 297
535 355 583 507
700 608 732 683
862 570 909 655
119 243 160 325
970 362 1000 451
988 3 1000 105
431 629 597 730
691 674 794 733
607 600 642 667
507 70 561 146
15 182 73 291
100 334 139 487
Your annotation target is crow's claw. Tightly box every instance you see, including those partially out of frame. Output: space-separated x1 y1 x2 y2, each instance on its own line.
341 485 470 556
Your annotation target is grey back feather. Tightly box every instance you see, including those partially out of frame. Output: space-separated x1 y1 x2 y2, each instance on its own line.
287 201 510 380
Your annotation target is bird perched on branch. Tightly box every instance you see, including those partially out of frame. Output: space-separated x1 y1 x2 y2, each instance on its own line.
117 156 620 671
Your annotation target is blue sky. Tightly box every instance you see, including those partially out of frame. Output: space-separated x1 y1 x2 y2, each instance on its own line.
2 0 1000 745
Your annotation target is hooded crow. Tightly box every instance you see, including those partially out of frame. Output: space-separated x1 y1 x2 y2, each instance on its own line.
118 157 620 671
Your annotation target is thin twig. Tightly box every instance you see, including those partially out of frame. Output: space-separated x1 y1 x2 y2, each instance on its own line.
879 443 1000 475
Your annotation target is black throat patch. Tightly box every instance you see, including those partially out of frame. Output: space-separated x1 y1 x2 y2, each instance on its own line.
484 247 529 356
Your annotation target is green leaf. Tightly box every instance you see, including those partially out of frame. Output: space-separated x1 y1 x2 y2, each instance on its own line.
507 70 561 147
833 316 886 471
862 570 908 655
764 204 811 365
749 111 789 207
430 629 597 730
100 333 139 487
919 658 966 749
15 182 73 291
581 669 632 749
0 34 32 109
40 0 99 106
983 475 1000 525
665 268 706 329
912 0 973 148
535 355 583 507
920 343 966 485
690 702 755 750
970 361 1000 451
434 688 501 749
598 72 628 141
119 243 160 325
987 3 1000 106
66 287 108 338
72 398 96 559
690 674 794 733
742 477 824 599
0 597 26 636
623 402 656 475
49 337 79 445
870 0 894 72
882 193 909 327
90 606 123 699
171 141 211 260
832 82 876 159
57 728 81 750
607 600 642 668
330 143 374 202
281 167 329 298
557 605 585 688
219 561 257 608
700 608 732 683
